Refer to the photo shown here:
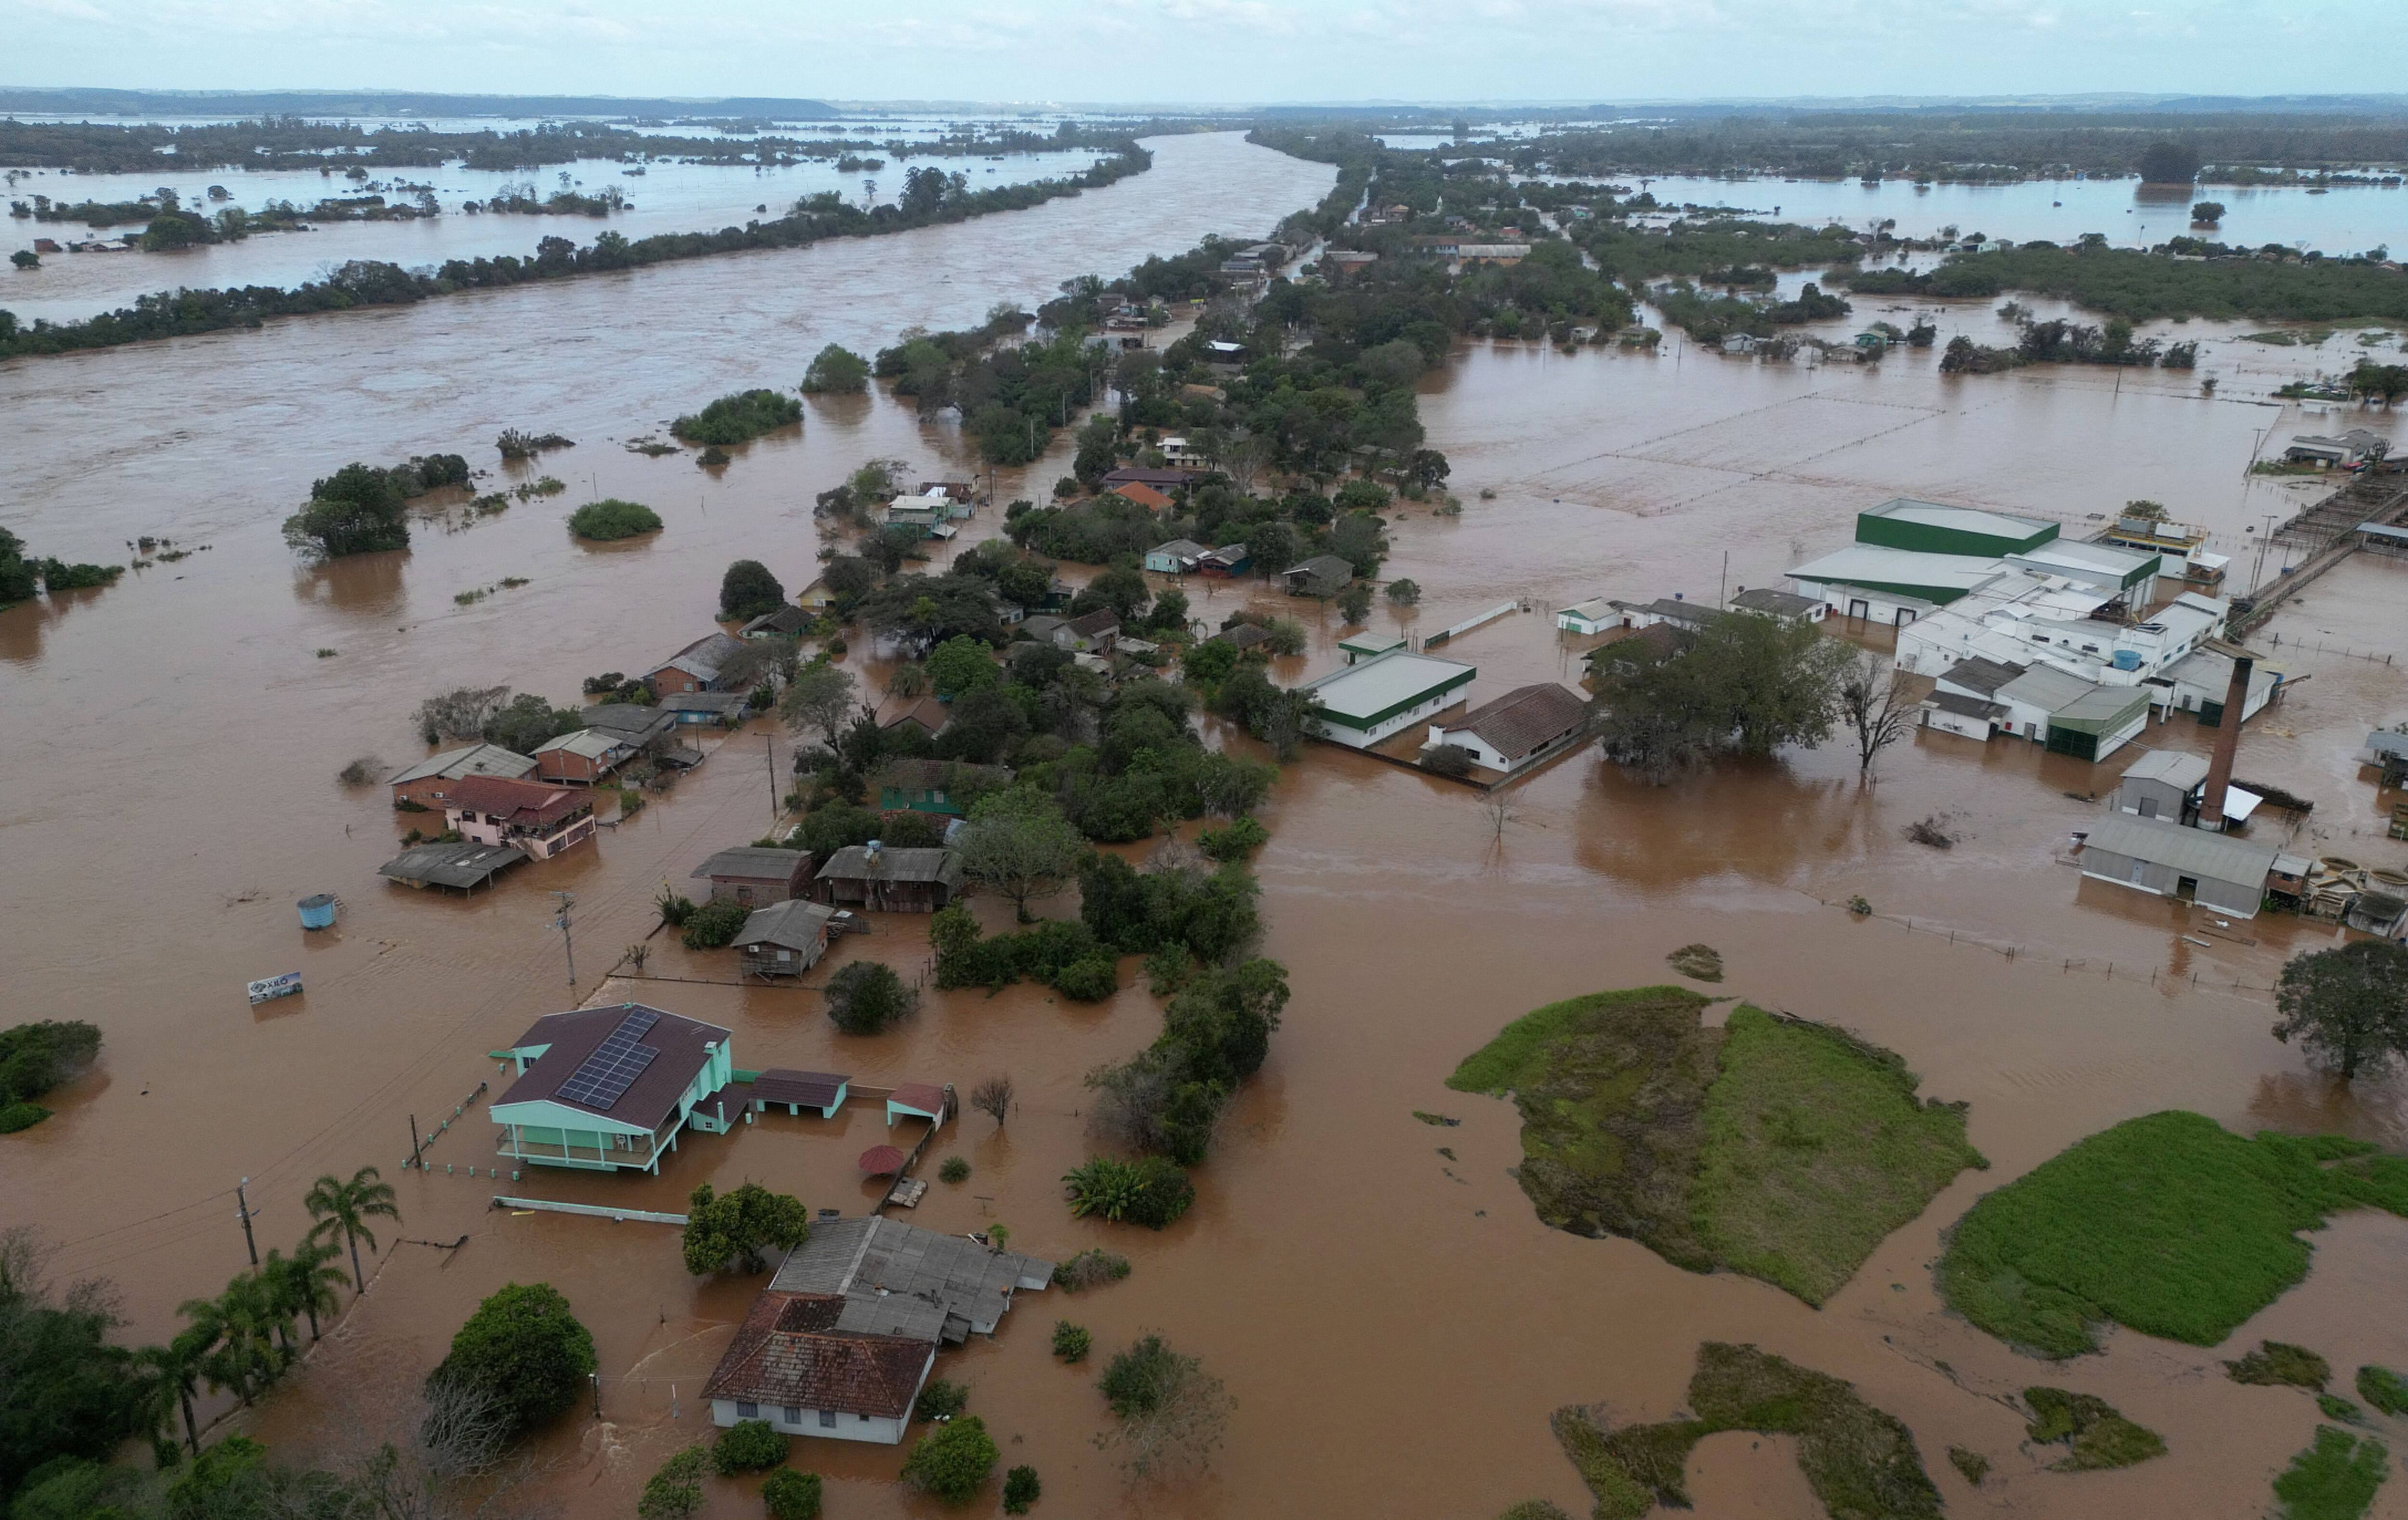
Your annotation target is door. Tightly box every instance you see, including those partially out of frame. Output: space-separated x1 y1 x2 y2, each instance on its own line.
2176 875 2199 902
1895 608 1916 627
1848 598 1871 621
2138 797 2159 818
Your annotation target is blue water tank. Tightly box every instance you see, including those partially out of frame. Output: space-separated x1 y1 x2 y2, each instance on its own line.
298 894 337 930
2111 650 2143 672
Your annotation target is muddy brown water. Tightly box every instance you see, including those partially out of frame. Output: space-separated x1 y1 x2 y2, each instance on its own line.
6 130 2408 1518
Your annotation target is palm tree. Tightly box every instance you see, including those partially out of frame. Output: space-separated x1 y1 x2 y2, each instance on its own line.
275 1236 347 1340
257 1250 300 1356
134 1329 209 1456
213 1271 289 1402
304 1165 400 1294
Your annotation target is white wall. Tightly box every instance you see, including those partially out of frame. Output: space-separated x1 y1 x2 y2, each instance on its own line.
711 1397 909 1446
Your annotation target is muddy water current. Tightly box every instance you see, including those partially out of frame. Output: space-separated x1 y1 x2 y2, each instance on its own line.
6 129 2408 1519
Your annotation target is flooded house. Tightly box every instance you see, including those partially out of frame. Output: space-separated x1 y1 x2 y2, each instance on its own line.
2283 429 2388 468
747 1069 849 1119
1108 480 1175 515
1283 555 1357 598
692 846 814 907
1602 597 1710 634
879 698 952 742
1196 544 1250 578
1145 538 1209 574
1210 620 1274 654
702 1216 1052 1445
1726 587 1825 623
1425 683 1589 774
580 702 678 751
740 605 811 639
374 840 527 893
1053 610 1120 654
659 690 753 728
1554 597 1618 635
386 743 538 808
2109 750 2265 829
440 776 597 860
532 728 635 785
488 1003 738 1172
1295 649 1476 749
813 842 962 912
1338 632 1407 664
644 632 748 696
875 758 1008 817
730 898 837 976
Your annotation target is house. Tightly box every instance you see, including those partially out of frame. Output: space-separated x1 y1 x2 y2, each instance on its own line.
884 494 947 535
1283 555 1356 598
1921 690 2010 741
702 1217 1052 1445
1325 250 1378 273
748 1068 849 1118
2284 429 2388 468
813 844 962 912
1720 333 1758 355
1145 538 1209 574
1099 466 1197 493
2162 650 2279 725
879 698 951 741
2076 813 2280 919
1555 598 1618 636
1338 632 1406 665
1196 544 1250 578
1455 243 1531 266
1056 610 1120 653
2366 730 2408 787
1295 650 1477 749
886 1083 949 1127
387 743 538 808
1210 621 1274 654
533 729 635 785
581 703 678 750
441 776 596 860
376 840 525 893
646 632 749 695
1854 499 2059 558
1019 614 1068 646
1605 597 1712 633
875 758 1009 817
1727 587 1827 623
488 1003 737 1172
797 579 838 613
1426 684 1588 773
1109 481 1174 514
741 605 811 639
660 690 753 727
692 846 814 907
731 899 837 977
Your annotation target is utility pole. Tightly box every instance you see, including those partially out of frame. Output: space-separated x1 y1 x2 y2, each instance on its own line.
1719 550 1729 610
765 734 778 823
550 891 577 993
236 1177 258 1266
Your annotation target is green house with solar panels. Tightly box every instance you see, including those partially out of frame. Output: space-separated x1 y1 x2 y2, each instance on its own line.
488 1002 736 1172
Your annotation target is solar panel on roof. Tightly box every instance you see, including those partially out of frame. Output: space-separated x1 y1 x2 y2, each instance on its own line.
555 1008 661 1111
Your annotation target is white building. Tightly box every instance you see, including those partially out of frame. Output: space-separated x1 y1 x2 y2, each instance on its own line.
1555 597 1618 636
1295 650 1476 748
1426 683 1588 774
1786 546 2014 627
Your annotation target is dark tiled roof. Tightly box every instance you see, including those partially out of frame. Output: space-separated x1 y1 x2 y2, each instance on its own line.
767 1216 1054 1344
1443 683 1588 762
817 845 961 886
1065 609 1121 638
1214 622 1273 650
445 776 589 828
376 841 525 889
742 606 810 636
751 1068 849 1107
873 758 1009 792
701 1290 932 1417
1729 587 1820 618
1938 655 2028 698
581 704 675 742
496 1003 731 1130
881 698 952 735
1101 466 1196 489
1926 691 2009 720
1284 555 1355 587
692 847 813 885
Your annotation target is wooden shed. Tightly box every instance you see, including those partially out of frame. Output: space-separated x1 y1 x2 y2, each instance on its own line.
813 844 962 912
692 846 813 907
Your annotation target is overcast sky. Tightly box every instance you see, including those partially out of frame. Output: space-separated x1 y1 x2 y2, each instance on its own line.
1 0 2388 104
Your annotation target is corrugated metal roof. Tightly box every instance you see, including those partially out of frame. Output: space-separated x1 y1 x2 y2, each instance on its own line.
2082 813 2279 884
2120 750 2210 788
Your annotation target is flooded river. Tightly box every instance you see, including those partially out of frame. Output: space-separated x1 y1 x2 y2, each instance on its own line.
7 129 2408 1519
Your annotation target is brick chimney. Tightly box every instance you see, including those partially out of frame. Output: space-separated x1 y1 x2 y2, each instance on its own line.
2197 655 2253 832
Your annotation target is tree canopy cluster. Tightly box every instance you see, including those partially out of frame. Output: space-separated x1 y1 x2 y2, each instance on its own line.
1586 610 1850 784
670 388 803 446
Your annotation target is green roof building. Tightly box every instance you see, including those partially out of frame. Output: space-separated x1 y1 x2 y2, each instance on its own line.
1855 498 2058 559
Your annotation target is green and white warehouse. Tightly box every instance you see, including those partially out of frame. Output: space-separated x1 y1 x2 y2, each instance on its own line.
1296 650 1476 748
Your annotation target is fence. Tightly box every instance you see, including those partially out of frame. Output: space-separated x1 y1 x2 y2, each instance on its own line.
490 1195 690 1225
1836 900 2282 1000
404 1080 489 1170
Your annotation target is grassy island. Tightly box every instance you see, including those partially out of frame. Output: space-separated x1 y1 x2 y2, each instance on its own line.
566 499 662 542
1937 1112 2408 1358
1449 987 1982 1305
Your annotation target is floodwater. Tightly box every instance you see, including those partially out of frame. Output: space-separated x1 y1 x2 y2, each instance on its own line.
7 129 2408 1519
2 148 1109 326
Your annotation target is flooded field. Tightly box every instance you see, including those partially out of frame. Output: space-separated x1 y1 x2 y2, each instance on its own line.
6 127 2408 1519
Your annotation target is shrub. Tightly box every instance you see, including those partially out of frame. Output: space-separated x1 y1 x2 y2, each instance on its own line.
1003 1464 1041 1515
567 498 663 541
1196 815 1268 861
1419 744 1475 778
0 1101 51 1133
0 1020 103 1108
426 1282 598 1442
672 388 803 445
1387 578 1422 605
337 755 382 785
914 1377 968 1423
1051 955 1120 1002
680 900 751 950
1094 1336 1231 1477
825 960 917 1034
714 1418 786 1475
1063 1156 1194 1229
2228 1341 2332 1390
2358 1365 2408 1416
638 1445 707 1520
801 344 871 394
1052 1321 1092 1362
1051 1248 1132 1292
761 1468 823 1520
900 1415 997 1503
940 1155 970 1183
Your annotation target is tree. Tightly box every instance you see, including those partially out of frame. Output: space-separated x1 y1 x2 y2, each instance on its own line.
781 662 858 748
763 1468 824 1520
1387 578 1421 605
2273 942 2408 1082
926 635 1000 699
955 790 1086 921
282 461 410 560
638 1444 707 1520
720 559 785 622
2123 498 2170 522
971 1075 1013 1127
412 684 512 745
825 960 918 1035
425 1282 597 1442
266 1235 345 1340
1836 646 1915 777
1003 1464 1040 1515
303 1165 398 1298
1334 581 1373 624
0 1228 151 1494
2135 140 2201 185
681 1182 810 1275
1094 1336 1232 1478
1589 612 1842 783
2190 201 2226 225
801 343 871 394
901 1415 997 1504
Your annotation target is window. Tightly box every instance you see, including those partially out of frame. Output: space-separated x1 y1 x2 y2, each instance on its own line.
819 1409 837 1429
737 1401 758 1418
783 1406 802 1425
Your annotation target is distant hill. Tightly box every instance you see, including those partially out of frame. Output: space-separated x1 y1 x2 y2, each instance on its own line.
0 88 838 119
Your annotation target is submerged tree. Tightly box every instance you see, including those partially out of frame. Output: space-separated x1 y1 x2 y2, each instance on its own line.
282 462 410 560
681 1182 810 1275
2274 941 2408 1082
1836 646 1916 777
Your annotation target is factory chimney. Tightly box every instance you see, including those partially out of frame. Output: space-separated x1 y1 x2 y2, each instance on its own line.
2197 655 2253 832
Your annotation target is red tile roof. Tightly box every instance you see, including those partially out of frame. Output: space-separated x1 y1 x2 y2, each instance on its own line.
889 1083 946 1116
702 1291 932 1418
1110 481 1174 512
445 775 589 828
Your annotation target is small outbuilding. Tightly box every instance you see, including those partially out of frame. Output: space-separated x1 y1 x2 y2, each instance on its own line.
741 605 811 639
693 846 814 907
813 844 962 912
1727 587 1827 624
1145 538 1209 574
749 1068 850 1118
731 898 837 976
885 1082 950 1127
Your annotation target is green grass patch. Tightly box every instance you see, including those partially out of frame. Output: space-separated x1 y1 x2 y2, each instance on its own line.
1496 1504 1572 1520
1937 1113 2408 1358
2023 1387 2167 1470
2319 1394 2365 1422
1694 1008 1985 1305
1451 987 1980 1304
1665 943 1724 982
2273 1427 2390 1520
1946 1446 1989 1486
1552 1342 1941 1520
2229 1341 2332 1390
2357 1365 2408 1416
